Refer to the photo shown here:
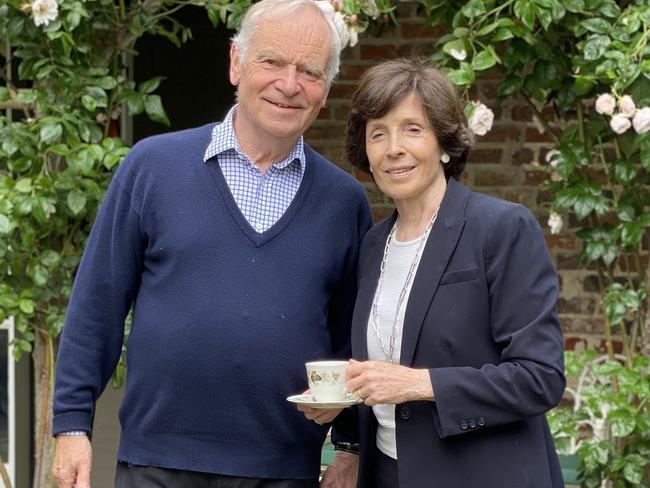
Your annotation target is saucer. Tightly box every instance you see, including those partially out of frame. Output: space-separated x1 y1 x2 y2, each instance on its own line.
286 393 362 409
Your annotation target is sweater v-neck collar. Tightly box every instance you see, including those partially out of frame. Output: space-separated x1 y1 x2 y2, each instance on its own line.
206 146 316 247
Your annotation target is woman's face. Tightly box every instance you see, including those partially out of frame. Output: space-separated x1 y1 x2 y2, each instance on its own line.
365 92 445 206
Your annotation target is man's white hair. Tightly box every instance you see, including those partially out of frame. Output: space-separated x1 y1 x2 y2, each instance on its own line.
232 0 342 85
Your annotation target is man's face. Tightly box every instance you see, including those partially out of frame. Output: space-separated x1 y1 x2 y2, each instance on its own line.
229 7 332 147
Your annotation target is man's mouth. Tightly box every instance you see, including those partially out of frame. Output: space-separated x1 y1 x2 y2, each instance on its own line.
266 99 299 109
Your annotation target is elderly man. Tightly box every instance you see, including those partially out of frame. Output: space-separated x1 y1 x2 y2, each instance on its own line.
51 0 371 486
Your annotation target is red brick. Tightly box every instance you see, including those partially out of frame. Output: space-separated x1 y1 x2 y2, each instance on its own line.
373 207 395 222
328 83 359 99
338 64 367 81
473 168 515 186
545 234 577 249
618 253 648 272
360 44 412 61
304 125 345 140
400 22 444 39
317 107 331 120
511 105 534 122
512 147 535 166
478 82 500 100
524 170 547 186
365 184 386 204
525 127 554 143
480 126 521 143
333 106 351 121
353 168 372 182
467 148 503 165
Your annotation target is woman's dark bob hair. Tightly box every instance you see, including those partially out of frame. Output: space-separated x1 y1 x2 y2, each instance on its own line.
346 58 473 180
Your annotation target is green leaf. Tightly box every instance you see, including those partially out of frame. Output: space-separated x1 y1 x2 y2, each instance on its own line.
575 76 596 96
139 76 164 94
95 76 118 90
583 34 610 61
461 0 486 18
14 178 33 193
498 76 523 98
614 162 636 184
641 146 650 172
492 28 514 42
144 95 170 126
16 90 36 104
537 7 552 30
514 0 536 29
621 222 643 247
29 264 48 286
476 22 500 37
563 0 584 13
85 86 108 108
582 18 610 34
40 122 63 145
81 95 97 112
67 190 87 215
617 205 635 222
623 461 643 485
472 49 498 71
0 214 11 235
40 250 61 266
0 86 10 102
18 299 34 315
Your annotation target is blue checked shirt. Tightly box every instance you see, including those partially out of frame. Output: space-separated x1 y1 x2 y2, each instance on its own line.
203 105 305 233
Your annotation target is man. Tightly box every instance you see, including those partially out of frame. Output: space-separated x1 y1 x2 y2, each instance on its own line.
51 0 371 486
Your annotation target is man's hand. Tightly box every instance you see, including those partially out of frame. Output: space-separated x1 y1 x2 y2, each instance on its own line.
52 435 92 488
297 404 343 425
346 359 434 406
320 451 358 488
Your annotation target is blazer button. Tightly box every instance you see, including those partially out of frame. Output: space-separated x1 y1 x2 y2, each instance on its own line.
459 420 468 430
469 419 477 429
478 417 485 427
399 406 411 420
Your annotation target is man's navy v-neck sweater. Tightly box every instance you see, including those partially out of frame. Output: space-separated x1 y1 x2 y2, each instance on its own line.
52 124 372 479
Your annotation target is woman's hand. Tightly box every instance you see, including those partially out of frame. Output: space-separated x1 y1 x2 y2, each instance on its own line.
346 359 435 406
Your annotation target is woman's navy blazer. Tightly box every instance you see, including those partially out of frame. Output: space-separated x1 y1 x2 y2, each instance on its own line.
351 177 566 488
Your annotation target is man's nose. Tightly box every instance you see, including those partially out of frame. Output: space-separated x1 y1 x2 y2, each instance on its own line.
276 65 301 97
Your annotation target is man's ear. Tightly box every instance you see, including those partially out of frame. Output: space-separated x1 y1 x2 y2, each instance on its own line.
229 43 241 87
320 85 331 108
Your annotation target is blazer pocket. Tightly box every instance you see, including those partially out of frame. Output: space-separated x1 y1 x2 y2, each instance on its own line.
439 266 479 285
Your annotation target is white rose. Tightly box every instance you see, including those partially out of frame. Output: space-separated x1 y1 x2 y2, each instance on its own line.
548 212 563 235
450 48 467 61
595 93 616 115
545 149 560 166
610 114 631 135
31 0 58 26
618 95 636 118
468 103 494 136
632 107 650 134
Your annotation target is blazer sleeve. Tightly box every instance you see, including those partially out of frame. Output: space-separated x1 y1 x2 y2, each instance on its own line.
428 204 565 439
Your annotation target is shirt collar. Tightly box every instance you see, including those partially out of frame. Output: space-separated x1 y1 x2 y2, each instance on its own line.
203 104 305 173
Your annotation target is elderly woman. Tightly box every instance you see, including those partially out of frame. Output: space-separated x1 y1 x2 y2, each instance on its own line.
340 58 565 488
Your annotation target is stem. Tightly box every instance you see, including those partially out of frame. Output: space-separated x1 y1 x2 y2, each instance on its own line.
519 90 561 145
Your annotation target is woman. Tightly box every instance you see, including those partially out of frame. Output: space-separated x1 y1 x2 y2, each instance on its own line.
343 58 565 487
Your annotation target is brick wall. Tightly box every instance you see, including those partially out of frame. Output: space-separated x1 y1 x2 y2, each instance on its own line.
304 2 604 350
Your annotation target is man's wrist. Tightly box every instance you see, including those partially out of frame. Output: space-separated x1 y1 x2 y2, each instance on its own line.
333 440 359 454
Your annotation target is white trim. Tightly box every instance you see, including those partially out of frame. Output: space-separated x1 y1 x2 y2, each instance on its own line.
0 317 15 487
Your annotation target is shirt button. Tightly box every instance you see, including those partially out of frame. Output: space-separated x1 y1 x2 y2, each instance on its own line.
459 420 468 430
478 417 485 427
255 223 263 231
469 419 477 429
398 406 411 420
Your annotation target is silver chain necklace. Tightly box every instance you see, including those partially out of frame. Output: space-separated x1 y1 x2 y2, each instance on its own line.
371 207 440 363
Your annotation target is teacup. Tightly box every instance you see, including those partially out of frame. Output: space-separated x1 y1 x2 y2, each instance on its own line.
305 360 348 402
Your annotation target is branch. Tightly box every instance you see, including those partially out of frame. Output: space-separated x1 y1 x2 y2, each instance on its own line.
519 90 562 145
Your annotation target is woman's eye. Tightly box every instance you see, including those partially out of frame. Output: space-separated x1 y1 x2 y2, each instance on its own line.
407 126 422 134
368 132 384 141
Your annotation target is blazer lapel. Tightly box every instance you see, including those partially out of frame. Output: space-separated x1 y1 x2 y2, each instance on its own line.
400 178 471 367
351 213 397 361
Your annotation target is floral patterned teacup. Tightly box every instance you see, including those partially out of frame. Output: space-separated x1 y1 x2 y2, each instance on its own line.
305 360 348 402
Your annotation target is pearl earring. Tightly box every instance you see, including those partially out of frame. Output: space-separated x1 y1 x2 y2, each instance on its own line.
369 166 374 173
441 153 450 164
